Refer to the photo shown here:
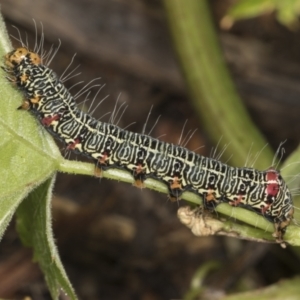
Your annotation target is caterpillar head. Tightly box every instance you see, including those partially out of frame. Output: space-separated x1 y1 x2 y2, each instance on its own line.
5 47 41 68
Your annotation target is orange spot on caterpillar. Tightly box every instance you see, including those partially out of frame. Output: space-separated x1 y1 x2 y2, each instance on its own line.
20 73 29 84
30 95 41 104
205 190 216 202
170 176 182 190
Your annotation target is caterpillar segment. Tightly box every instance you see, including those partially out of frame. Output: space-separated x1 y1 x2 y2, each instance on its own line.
4 47 294 245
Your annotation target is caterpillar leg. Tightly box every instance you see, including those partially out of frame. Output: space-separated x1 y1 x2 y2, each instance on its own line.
41 114 61 126
273 207 294 247
1 65 14 73
5 75 17 83
168 176 183 202
273 223 288 248
229 194 244 207
203 190 219 210
94 165 103 178
17 95 42 110
66 138 81 151
17 100 31 110
2 65 17 82
133 164 146 188
94 152 110 178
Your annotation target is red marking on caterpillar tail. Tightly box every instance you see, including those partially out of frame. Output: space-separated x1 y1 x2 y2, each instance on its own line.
41 115 60 126
266 168 280 197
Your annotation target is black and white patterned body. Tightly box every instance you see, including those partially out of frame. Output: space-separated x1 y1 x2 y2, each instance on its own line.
4 47 294 243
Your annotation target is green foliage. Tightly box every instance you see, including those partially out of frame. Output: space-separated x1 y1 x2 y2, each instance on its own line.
223 276 300 299
0 14 77 300
224 0 300 29
184 261 221 300
16 177 77 300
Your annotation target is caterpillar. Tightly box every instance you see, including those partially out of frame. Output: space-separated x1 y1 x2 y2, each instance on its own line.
3 46 294 245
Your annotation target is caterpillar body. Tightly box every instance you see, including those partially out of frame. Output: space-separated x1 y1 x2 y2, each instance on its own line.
4 47 294 244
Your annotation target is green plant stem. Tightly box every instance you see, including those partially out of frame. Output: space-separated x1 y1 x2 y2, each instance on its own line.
163 0 273 169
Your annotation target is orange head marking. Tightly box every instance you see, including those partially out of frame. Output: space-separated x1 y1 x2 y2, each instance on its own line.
5 47 29 66
28 51 41 65
5 47 41 67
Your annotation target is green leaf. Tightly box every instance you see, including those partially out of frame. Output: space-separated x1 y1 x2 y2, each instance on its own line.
0 12 62 240
16 177 77 300
222 276 300 300
225 0 274 20
184 261 220 300
280 145 300 226
224 0 300 29
0 13 77 299
274 0 300 28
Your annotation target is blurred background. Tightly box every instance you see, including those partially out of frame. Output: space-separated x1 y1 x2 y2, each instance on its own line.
1 0 300 299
